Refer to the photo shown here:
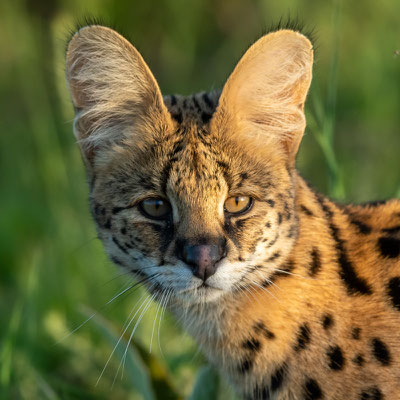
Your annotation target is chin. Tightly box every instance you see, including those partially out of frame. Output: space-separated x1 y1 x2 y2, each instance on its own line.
175 283 227 305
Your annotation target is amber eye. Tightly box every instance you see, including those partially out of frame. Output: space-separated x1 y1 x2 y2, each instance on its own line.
139 198 171 219
224 196 253 215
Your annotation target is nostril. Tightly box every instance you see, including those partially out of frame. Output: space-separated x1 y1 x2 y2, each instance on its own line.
182 244 225 281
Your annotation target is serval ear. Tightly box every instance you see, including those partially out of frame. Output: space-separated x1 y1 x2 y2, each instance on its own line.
212 30 313 164
65 25 172 172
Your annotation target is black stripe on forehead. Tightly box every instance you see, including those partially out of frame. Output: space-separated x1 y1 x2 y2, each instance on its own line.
160 131 186 194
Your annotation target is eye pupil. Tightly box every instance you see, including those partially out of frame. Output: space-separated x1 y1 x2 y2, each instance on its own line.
224 196 252 215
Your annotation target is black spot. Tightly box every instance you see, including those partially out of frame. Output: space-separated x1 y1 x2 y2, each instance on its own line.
362 200 387 207
270 363 286 391
112 237 128 254
267 252 280 262
192 95 201 111
371 338 391 366
353 354 365 366
124 241 133 249
274 259 295 278
287 224 297 239
266 260 295 286
239 358 253 374
135 236 142 243
309 247 321 276
387 276 400 311
100 207 106 215
120 227 127 235
110 256 123 266
242 337 261 352
262 279 273 287
327 345 345 370
316 196 372 296
249 384 270 400
104 218 112 229
172 112 182 123
265 222 271 228
294 323 311 351
94 204 101 215
378 236 400 258
304 378 323 400
322 314 334 330
277 212 283 225
266 199 275 207
266 233 279 249
284 202 291 220
352 327 361 340
254 321 275 339
201 112 212 124
202 92 214 109
169 94 177 106
240 172 249 181
350 219 372 234
360 387 382 400
171 141 183 157
300 205 314 216
382 225 400 235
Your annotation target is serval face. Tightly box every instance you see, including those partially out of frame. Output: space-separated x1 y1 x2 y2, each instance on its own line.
66 26 312 304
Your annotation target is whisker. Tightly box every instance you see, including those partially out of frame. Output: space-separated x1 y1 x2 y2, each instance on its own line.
248 267 283 292
97 282 158 387
119 292 157 379
273 268 312 281
150 289 166 353
100 292 152 387
57 273 160 346
158 289 172 358
242 276 281 304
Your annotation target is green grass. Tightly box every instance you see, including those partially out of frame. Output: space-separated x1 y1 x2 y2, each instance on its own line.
0 0 399 399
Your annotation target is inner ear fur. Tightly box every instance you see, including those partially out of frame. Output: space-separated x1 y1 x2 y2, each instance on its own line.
212 30 313 162
65 25 172 168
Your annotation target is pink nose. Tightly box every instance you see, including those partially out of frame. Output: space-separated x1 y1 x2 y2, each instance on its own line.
182 244 223 281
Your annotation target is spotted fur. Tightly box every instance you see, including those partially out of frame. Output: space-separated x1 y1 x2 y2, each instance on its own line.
66 25 400 399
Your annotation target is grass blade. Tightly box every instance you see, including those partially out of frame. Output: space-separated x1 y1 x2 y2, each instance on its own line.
187 365 219 400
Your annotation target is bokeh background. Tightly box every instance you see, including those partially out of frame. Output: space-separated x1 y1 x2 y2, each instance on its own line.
1 0 399 399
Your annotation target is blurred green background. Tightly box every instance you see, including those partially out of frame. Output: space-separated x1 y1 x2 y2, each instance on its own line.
0 0 399 399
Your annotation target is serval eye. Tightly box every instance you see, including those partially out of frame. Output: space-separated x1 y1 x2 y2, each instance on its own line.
224 196 253 215
139 198 171 220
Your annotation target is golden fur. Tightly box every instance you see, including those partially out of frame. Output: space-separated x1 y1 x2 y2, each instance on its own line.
66 25 400 399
